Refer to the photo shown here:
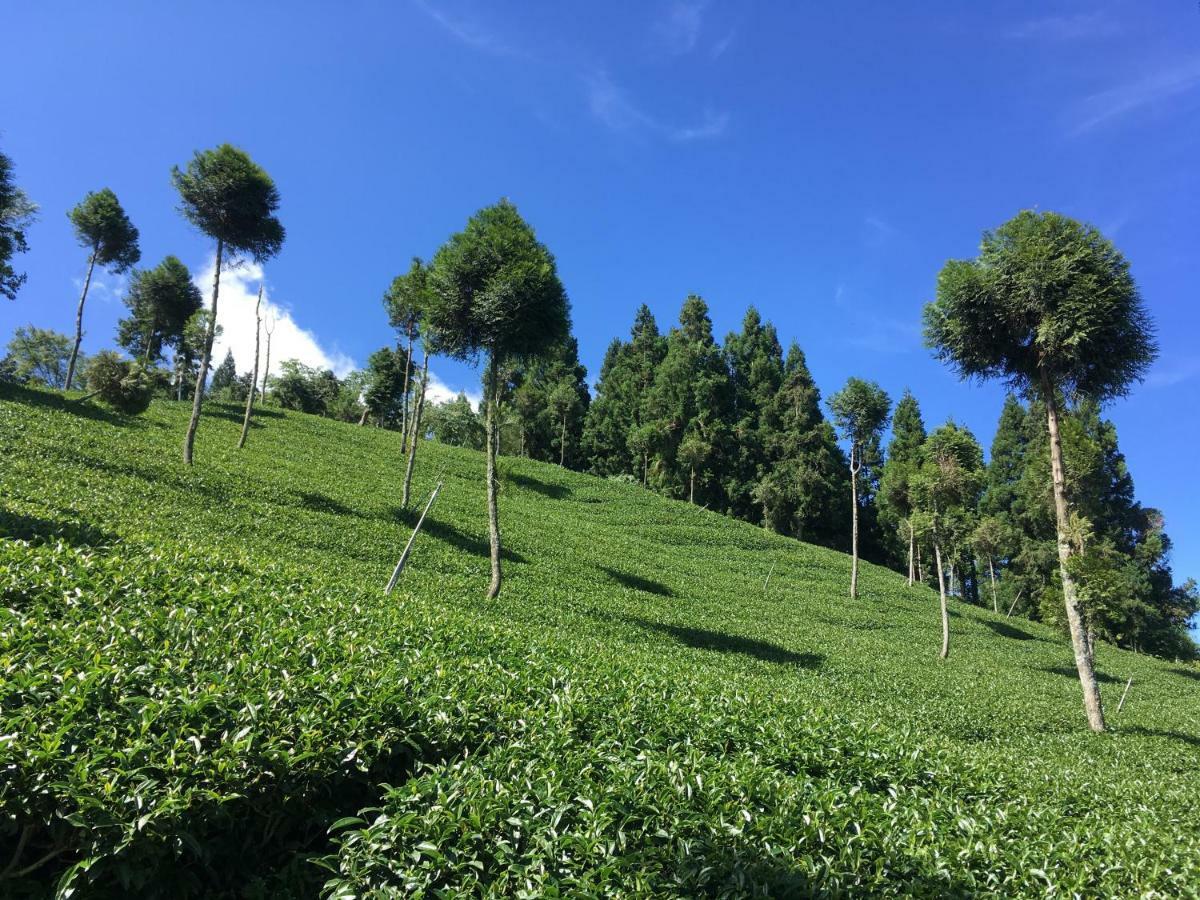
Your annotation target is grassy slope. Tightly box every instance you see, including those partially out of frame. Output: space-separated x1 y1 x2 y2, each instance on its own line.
2 383 1199 897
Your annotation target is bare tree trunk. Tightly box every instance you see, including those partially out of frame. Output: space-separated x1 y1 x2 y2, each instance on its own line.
689 467 695 504
642 451 648 488
65 245 98 391
260 331 272 401
358 407 369 426
237 284 263 450
560 414 567 467
988 558 998 613
183 239 223 466
916 540 923 583
1043 376 1106 732
849 446 860 599
399 334 413 453
401 353 429 509
907 521 915 587
484 356 502 599
935 538 950 659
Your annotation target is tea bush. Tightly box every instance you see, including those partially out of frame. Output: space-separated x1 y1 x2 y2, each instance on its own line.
1 382 1198 897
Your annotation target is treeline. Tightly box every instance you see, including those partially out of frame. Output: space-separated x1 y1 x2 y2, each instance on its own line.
411 292 1196 661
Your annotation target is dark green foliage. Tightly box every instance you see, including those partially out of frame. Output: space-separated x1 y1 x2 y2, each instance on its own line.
723 307 785 520
384 257 430 343
755 344 848 548
878 389 927 569
4 325 72 388
362 346 407 427
208 349 238 397
68 188 141 272
427 393 485 449
82 350 156 415
171 145 285 262
915 422 985 550
116 256 203 364
173 310 220 402
509 338 590 466
0 147 37 300
425 200 569 365
3 388 1200 895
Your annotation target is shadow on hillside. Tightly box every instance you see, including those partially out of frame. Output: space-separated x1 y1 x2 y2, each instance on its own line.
1038 665 1121 685
600 565 673 597
297 490 365 518
0 508 115 548
0 381 136 426
389 508 528 564
508 471 572 499
1121 725 1200 749
981 620 1040 641
1172 667 1200 682
623 614 822 668
205 404 286 424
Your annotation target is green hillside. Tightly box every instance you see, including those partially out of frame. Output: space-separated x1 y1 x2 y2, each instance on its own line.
2 384 1199 897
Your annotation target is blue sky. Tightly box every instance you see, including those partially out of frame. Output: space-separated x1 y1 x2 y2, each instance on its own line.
3 1 1198 596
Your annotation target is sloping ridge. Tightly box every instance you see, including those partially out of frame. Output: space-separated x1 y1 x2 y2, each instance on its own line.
2 384 1198 897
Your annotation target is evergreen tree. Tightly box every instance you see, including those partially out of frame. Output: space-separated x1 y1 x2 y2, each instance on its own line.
427 393 486 449
724 307 784 520
209 350 237 397
362 346 407 427
510 338 590 467
878 389 927 582
755 343 848 548
0 147 37 301
116 256 203 364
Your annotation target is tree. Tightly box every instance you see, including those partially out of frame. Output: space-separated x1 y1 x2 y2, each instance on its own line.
209 350 238 397
175 310 220 402
914 423 984 658
878 389 927 585
82 350 156 415
260 310 276 401
5 325 72 387
509 338 589 466
755 343 848 548
427 393 485 449
924 209 1156 731
426 199 570 599
828 378 891 598
724 308 785 520
385 258 432 449
0 147 37 301
65 189 141 389
971 516 1010 613
362 346 407 427
116 256 204 364
173 144 284 465
238 284 264 449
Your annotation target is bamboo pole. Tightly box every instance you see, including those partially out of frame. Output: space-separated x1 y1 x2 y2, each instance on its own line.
385 480 442 593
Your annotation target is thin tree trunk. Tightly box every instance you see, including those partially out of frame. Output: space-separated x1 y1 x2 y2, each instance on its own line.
484 356 502 599
1043 375 1106 732
399 334 413 453
401 353 429 509
988 558 998 613
642 451 648 488
183 239 222 466
849 447 860 599
935 538 950 659
237 283 263 450
689 467 695 504
907 521 915 587
560 414 567 467
65 245 98 391
916 540 923 583
358 407 369 426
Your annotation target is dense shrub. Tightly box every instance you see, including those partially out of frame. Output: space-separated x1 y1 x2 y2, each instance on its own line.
83 350 157 414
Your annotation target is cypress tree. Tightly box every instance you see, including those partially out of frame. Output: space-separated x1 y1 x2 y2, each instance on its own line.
878 389 927 583
723 307 784 520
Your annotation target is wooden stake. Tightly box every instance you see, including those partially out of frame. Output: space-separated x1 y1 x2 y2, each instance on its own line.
763 560 776 597
1115 675 1133 715
385 480 442 593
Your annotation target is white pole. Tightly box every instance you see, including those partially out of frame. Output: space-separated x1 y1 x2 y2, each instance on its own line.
385 480 442 593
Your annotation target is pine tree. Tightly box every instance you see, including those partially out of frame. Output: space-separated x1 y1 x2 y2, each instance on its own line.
878 389 927 583
209 350 237 397
723 307 784 520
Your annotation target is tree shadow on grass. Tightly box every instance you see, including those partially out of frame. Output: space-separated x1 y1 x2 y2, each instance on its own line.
981 619 1040 641
0 508 115 548
204 404 286 425
621 614 823 668
0 381 134 426
389 507 527 563
507 471 571 499
1120 725 1200 749
1172 667 1200 683
296 490 365 518
1038 665 1121 685
599 565 673 597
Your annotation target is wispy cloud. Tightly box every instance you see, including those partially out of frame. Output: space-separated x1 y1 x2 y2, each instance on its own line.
655 0 708 55
1071 57 1200 135
1007 12 1120 41
710 30 736 59
863 215 896 247
195 258 356 380
1145 357 1200 389
587 71 728 141
412 0 520 57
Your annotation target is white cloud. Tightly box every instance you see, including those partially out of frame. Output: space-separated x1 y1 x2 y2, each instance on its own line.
1071 57 1200 135
1146 357 1200 389
412 0 521 57
425 369 481 407
710 30 736 59
193 256 356 380
586 70 728 141
1006 12 1120 41
656 0 708 55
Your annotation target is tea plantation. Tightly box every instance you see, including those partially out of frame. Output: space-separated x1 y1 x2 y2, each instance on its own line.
2 383 1199 898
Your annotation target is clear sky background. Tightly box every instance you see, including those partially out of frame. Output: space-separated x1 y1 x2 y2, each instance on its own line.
3 2 1198 602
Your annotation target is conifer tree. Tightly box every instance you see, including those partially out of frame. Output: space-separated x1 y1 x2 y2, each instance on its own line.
724 307 784 520
209 350 237 397
878 389 927 584
116 256 203 364
0 147 37 301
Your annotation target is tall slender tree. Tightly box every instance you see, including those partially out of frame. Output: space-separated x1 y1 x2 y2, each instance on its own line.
237 283 264 449
924 209 1156 731
65 189 140 389
260 310 276 401
173 144 284 465
426 200 570 599
878 389 927 584
0 147 37 301
724 307 785 520
828 378 891 598
385 258 431 451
